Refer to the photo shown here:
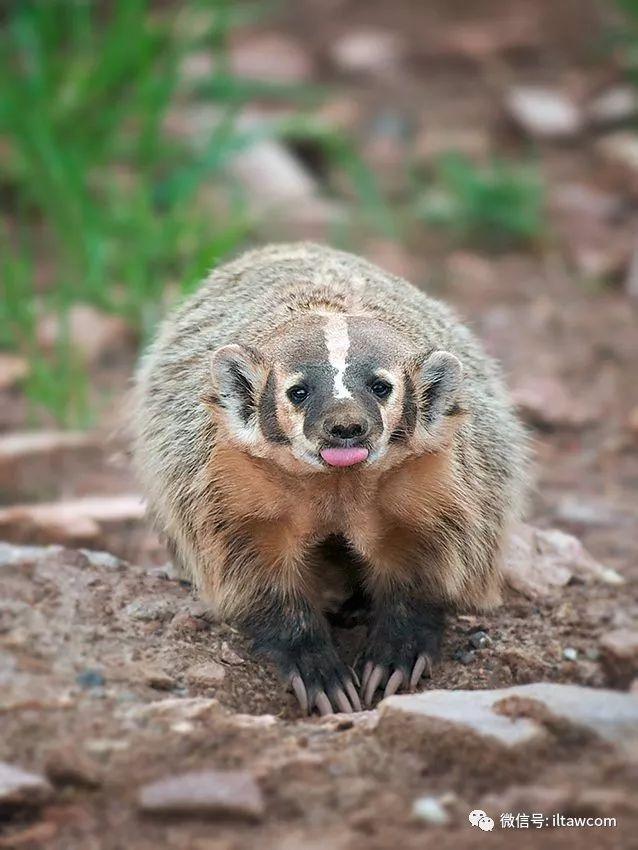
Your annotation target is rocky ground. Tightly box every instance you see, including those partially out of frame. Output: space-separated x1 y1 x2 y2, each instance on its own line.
2 1 638 848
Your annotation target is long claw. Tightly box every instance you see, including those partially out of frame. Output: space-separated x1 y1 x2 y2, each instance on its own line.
345 680 362 712
315 691 332 716
291 673 309 714
333 688 353 714
361 661 373 693
410 654 428 689
383 669 404 698
364 664 385 707
349 666 361 688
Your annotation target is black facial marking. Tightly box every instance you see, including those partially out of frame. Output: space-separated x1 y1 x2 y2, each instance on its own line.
299 362 338 439
390 370 417 443
259 370 290 445
228 361 255 424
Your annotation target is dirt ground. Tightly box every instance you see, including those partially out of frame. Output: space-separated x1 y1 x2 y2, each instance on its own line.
1 1 638 848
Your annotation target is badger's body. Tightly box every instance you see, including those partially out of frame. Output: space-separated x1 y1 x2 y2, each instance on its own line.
133 243 528 714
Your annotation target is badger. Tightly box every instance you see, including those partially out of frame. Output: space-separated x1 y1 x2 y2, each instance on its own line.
133 243 529 715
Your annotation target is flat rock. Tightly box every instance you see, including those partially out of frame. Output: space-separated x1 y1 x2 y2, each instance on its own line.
506 86 582 139
185 661 226 687
0 762 53 807
379 683 638 758
138 769 264 820
0 431 97 499
600 629 638 688
503 523 624 600
0 495 145 548
379 688 544 749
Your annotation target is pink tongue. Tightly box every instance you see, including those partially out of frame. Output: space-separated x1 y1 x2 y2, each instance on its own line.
320 447 369 468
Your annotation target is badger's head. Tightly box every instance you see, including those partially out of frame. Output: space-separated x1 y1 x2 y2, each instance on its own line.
207 313 466 474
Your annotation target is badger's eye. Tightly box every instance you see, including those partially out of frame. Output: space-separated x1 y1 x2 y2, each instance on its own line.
287 385 309 405
370 379 392 399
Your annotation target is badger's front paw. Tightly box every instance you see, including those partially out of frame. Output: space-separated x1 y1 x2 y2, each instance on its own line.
276 640 362 716
360 602 445 707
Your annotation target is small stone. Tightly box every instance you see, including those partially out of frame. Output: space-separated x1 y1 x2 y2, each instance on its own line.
412 795 450 825
220 643 244 666
469 631 492 650
185 661 226 688
125 598 177 622
588 86 638 128
563 647 578 662
76 669 105 690
168 612 209 635
331 30 405 76
138 769 264 820
141 667 175 691
600 629 638 688
454 650 475 665
0 762 53 807
44 746 102 789
505 86 582 140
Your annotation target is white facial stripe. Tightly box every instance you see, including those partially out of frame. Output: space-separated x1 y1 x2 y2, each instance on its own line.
324 315 352 399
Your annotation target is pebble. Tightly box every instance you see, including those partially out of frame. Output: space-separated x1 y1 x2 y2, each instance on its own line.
454 650 475 665
600 629 638 688
505 86 582 139
563 647 578 662
185 661 226 687
44 746 102 789
412 795 450 825
220 643 245 666
138 769 265 820
469 631 492 650
0 762 53 807
141 667 176 691
125 598 177 622
76 669 105 689
331 30 405 76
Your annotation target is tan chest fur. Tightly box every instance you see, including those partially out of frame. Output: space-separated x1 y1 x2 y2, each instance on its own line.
209 444 468 584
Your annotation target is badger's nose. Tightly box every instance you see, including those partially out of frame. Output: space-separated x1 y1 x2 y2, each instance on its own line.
324 418 370 442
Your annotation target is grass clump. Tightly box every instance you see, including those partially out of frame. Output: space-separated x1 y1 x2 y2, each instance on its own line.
416 153 545 252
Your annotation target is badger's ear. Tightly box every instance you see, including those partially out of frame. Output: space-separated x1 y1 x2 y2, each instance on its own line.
413 349 463 427
207 344 268 436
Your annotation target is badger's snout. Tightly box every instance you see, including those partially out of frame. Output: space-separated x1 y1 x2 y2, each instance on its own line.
322 415 371 444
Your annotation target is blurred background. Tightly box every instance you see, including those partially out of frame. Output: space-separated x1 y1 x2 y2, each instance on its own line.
1 4 638 847
3 0 638 553
1 0 638 592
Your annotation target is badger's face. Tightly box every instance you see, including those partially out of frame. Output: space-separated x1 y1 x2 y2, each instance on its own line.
208 314 465 474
